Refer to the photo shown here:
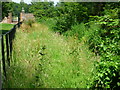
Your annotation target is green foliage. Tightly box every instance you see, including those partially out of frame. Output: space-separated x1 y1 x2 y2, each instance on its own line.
2 2 13 18
2 1 120 88
53 15 74 33
64 23 86 40
52 2 89 33
13 2 30 16
42 18 57 30
30 2 114 34
32 2 120 88
2 2 30 18
90 8 119 28
30 2 54 18
0 23 14 34
0 23 14 30
85 7 120 88
4 23 96 88
91 59 120 88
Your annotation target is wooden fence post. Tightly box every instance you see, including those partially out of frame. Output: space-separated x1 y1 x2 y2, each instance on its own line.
1 35 6 78
0 15 22 80
18 14 20 28
6 34 10 66
9 32 12 61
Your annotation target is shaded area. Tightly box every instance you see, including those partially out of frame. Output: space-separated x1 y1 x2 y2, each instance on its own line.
1 28 16 78
1 30 9 35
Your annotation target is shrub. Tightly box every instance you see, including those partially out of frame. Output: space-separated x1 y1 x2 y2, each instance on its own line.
86 8 120 88
64 23 86 40
53 14 75 34
43 18 57 30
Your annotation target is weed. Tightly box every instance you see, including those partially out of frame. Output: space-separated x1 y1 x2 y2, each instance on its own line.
3 23 97 88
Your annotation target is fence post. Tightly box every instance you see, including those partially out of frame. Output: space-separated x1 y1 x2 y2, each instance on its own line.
18 14 20 28
1 35 6 78
9 32 13 61
6 34 10 66
0 66 2 90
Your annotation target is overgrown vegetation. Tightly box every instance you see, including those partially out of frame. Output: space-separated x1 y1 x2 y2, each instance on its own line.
30 1 120 88
2 0 120 88
86 7 120 88
4 23 97 88
24 19 35 27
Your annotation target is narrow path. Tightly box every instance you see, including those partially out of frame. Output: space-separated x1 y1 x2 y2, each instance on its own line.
4 23 98 88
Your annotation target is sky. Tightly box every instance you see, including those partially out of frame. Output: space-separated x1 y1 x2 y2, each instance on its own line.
12 0 59 4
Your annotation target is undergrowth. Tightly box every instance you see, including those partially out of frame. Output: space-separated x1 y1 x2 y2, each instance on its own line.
42 14 120 88
3 23 97 88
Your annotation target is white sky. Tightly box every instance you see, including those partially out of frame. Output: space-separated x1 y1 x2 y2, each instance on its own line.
12 0 59 4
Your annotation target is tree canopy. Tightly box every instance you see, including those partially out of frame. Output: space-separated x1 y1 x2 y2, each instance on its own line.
1 0 30 19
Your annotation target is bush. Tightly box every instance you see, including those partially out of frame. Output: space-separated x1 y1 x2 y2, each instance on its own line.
43 18 57 30
64 23 86 40
86 8 120 88
53 15 75 34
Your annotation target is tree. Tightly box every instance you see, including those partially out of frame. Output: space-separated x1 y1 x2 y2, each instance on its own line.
2 2 13 18
20 0 30 13
30 1 54 18
20 0 24 3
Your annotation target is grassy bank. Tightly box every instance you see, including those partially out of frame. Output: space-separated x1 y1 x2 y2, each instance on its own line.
0 23 14 34
4 23 98 88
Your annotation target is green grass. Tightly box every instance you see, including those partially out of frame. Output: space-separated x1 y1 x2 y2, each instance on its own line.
3 23 99 88
0 23 15 69
0 23 14 34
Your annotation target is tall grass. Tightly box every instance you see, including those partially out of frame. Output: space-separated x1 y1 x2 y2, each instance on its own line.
3 23 98 88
